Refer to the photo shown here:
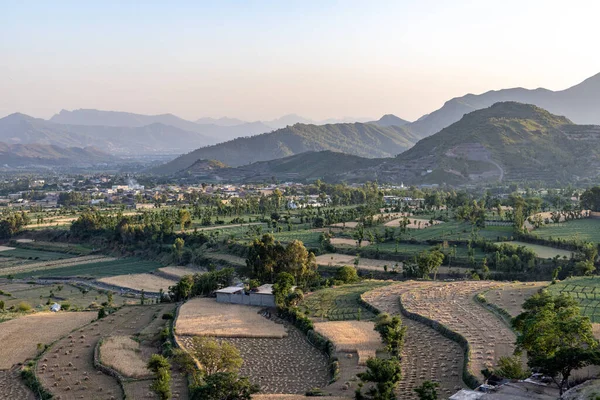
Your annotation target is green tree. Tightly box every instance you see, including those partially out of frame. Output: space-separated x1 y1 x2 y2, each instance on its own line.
191 372 259 400
147 354 171 400
173 237 185 263
336 265 360 283
414 380 439 400
416 250 445 280
189 337 243 375
272 272 295 307
374 313 407 358
355 357 402 400
512 290 599 394
170 275 195 301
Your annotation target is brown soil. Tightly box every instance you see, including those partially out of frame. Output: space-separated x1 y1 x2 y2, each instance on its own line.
0 367 36 400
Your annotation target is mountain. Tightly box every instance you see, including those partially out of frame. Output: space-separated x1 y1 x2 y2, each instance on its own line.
262 114 373 129
152 122 417 175
50 109 273 142
368 102 600 185
408 72 600 138
0 113 214 155
178 151 384 183
0 142 114 167
369 114 410 127
195 117 248 126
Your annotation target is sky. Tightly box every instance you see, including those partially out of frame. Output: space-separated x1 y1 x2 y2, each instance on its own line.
1 0 600 122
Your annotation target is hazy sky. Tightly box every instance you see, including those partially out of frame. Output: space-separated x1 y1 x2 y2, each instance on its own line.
2 0 599 122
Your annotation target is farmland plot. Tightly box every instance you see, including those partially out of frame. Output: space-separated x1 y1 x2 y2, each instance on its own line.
481 281 547 317
0 255 116 277
176 298 287 338
158 266 204 279
0 367 35 400
313 321 382 364
533 218 600 243
362 284 465 399
548 277 600 323
400 281 516 381
315 254 400 272
98 273 177 293
13 257 163 278
494 241 574 259
99 336 152 379
384 218 442 229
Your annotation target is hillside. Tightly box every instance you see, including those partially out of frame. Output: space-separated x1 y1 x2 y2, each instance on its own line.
152 122 417 174
0 142 114 167
373 102 600 184
0 113 215 155
178 151 384 182
408 72 600 138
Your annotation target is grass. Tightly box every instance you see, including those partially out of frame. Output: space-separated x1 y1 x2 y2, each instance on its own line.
0 248 74 261
495 241 575 259
299 281 390 321
274 230 324 248
313 320 382 364
549 277 600 323
176 297 287 338
532 218 600 243
10 257 163 279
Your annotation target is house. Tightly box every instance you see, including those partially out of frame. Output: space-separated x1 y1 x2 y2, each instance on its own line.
216 284 276 307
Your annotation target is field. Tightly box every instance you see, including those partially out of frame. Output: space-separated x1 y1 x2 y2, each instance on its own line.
384 218 442 229
548 277 600 322
176 297 287 338
0 281 137 314
158 266 204 279
495 241 574 259
36 304 187 400
362 284 465 399
400 281 517 381
315 254 401 272
0 255 117 277
99 336 152 378
330 237 370 247
10 257 163 278
254 396 348 400
0 311 95 368
299 281 389 321
480 282 547 317
274 230 324 248
98 273 177 293
0 247 75 261
394 221 513 242
203 252 246 266
532 218 600 243
0 367 36 400
313 321 382 364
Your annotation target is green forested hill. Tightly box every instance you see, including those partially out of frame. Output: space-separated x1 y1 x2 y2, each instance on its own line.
152 122 417 174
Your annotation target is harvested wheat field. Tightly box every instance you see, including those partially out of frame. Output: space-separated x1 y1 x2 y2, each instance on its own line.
330 238 370 247
176 297 287 338
0 246 15 252
158 266 204 279
36 304 184 400
330 221 359 228
0 311 94 368
313 321 382 364
180 319 330 394
384 218 442 229
98 273 177 293
482 281 547 317
400 281 516 382
99 336 151 378
315 254 400 272
362 283 465 399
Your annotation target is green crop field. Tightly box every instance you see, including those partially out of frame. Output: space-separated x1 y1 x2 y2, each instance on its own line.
549 277 600 322
274 230 324 248
299 281 390 321
11 258 163 279
495 241 575 259
0 248 75 261
532 219 600 244
398 221 513 241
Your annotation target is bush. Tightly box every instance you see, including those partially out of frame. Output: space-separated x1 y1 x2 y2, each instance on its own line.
97 307 107 319
61 302 71 311
335 265 359 283
148 354 172 400
162 312 174 320
16 301 32 312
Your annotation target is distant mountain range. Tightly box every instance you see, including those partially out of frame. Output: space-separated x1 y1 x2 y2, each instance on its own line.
0 141 114 168
178 102 600 185
152 122 418 175
405 72 600 138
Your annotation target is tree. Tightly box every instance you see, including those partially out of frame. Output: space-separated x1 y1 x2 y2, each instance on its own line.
272 272 295 307
191 372 259 400
580 186 600 212
147 354 171 400
493 356 530 380
355 357 402 400
170 275 195 301
189 337 243 376
512 290 599 394
414 380 439 400
336 265 360 283
416 250 445 280
374 313 407 358
173 237 185 263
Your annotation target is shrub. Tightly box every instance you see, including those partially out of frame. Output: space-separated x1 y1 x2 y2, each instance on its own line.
335 265 359 283
97 307 107 319
16 301 32 312
162 312 174 320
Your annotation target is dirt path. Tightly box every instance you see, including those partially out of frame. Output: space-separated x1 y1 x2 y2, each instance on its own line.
361 284 465 400
36 304 175 400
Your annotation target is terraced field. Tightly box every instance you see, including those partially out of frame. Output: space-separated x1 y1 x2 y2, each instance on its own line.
299 281 389 321
494 241 574 259
549 277 600 322
1 255 117 277
532 218 600 243
362 283 465 400
0 248 75 261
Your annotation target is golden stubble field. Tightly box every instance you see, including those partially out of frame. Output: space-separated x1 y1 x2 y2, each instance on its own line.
0 312 95 369
176 297 287 338
313 321 382 364
98 273 177 293
99 336 152 379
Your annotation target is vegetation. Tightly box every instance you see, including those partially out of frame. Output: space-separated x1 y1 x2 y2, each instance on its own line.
147 354 172 400
373 313 407 357
355 357 402 400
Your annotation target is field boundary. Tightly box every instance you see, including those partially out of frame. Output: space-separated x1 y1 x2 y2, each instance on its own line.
396 296 480 389
473 292 514 330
